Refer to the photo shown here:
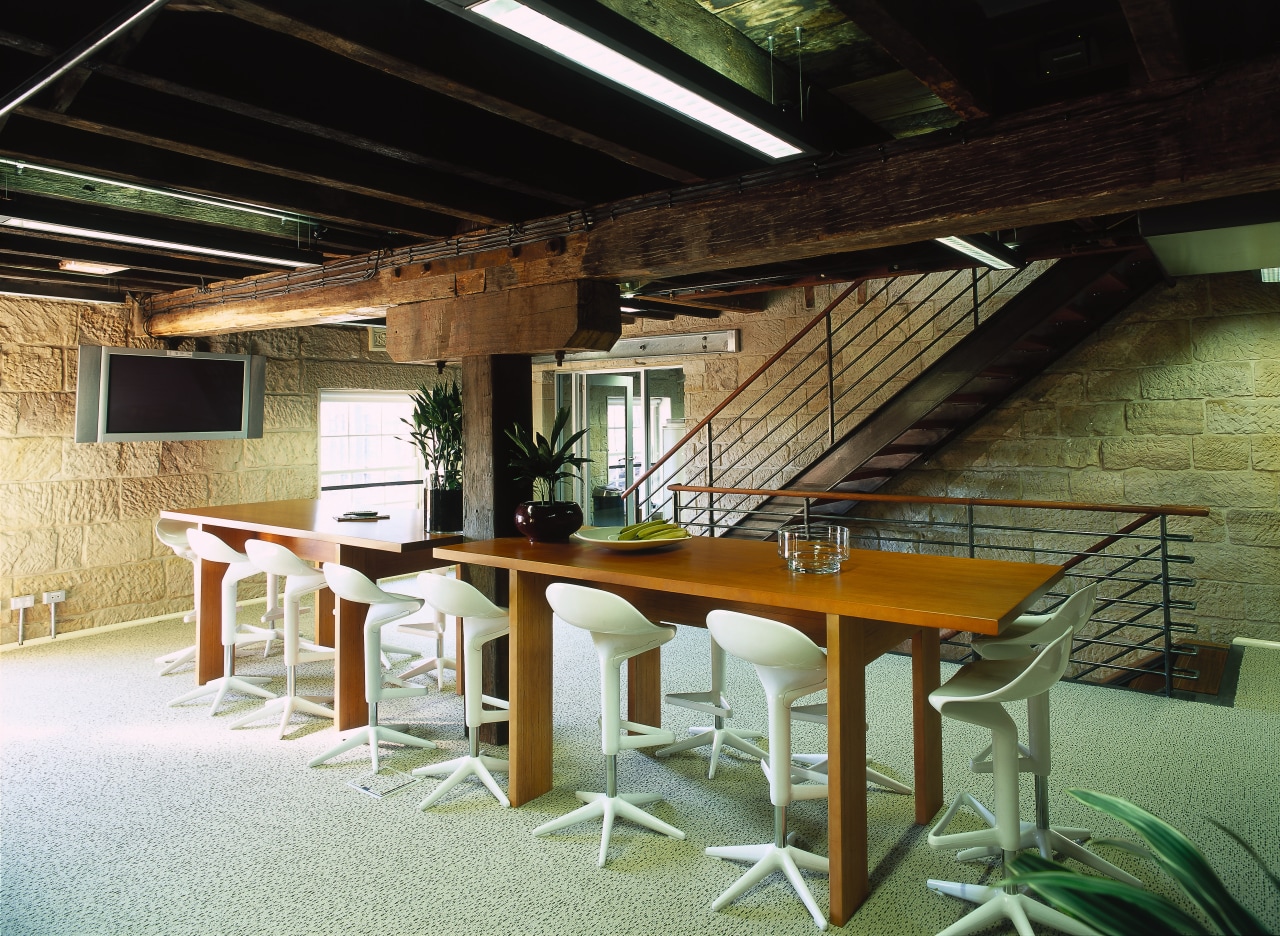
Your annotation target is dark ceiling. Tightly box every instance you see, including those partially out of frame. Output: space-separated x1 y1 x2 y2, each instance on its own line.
1 0 1278 311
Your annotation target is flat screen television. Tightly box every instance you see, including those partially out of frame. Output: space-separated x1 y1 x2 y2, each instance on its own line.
74 345 266 443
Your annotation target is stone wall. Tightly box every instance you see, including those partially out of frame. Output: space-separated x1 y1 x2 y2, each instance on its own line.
0 296 442 644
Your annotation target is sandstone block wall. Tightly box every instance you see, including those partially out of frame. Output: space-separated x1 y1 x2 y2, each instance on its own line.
0 297 440 644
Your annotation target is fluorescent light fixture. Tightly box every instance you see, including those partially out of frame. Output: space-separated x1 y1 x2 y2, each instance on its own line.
0 216 315 268
468 0 803 160
1261 267 1280 283
935 234 1022 270
59 259 130 275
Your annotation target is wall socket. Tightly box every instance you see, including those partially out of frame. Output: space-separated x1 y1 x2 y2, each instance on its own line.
10 595 35 610
43 590 66 604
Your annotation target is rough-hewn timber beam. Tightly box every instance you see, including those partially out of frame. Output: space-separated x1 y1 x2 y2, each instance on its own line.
142 56 1280 337
386 280 621 362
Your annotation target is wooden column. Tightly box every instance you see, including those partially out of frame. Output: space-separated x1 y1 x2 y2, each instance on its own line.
463 354 533 744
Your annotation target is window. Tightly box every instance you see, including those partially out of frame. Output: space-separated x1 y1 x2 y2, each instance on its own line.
318 390 422 510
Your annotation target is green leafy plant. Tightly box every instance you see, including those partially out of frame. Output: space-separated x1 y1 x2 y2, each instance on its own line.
1005 789 1277 936
401 380 463 491
505 405 590 503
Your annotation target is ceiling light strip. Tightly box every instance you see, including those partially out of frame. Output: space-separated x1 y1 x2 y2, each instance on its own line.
468 0 802 160
935 235 1016 270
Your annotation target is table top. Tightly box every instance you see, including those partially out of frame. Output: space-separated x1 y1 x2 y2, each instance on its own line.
161 498 464 553
433 536 1062 635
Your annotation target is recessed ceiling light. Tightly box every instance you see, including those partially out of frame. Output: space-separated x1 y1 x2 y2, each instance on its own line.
59 259 130 276
467 0 804 160
935 234 1023 270
1261 267 1280 283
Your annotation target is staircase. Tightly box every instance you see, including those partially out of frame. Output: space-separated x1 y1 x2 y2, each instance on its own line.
628 248 1163 538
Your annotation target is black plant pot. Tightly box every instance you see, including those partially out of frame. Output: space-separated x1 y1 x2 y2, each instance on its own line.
513 500 583 543
428 488 464 533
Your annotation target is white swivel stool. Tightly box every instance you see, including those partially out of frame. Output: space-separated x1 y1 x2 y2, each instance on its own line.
410 574 511 808
963 584 1137 885
167 530 278 714
656 633 769 778
307 564 436 772
533 583 685 867
925 618 1101 936
788 705 913 795
704 610 833 931
153 519 199 675
393 568 457 690
229 540 336 738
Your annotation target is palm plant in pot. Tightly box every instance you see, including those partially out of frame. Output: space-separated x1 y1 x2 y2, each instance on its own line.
506 405 590 542
401 380 463 533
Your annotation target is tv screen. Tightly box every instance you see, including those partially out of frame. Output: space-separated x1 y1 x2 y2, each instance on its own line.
75 346 266 443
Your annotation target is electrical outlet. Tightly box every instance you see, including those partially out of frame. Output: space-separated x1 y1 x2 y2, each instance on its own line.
10 595 35 610
43 590 66 604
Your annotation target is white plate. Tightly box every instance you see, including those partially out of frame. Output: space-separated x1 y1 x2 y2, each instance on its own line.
572 526 693 551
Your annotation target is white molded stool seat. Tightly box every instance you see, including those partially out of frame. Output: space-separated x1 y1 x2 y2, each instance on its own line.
154 519 199 675
925 610 1109 936
167 530 278 713
307 564 436 771
656 633 768 778
410 574 511 808
532 584 684 866
229 540 335 738
704 610 834 930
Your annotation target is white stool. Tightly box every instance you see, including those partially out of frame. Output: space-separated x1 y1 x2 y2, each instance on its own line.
789 704 913 795
307 564 436 772
167 530 278 714
153 519 199 675
410 574 511 808
393 568 457 690
533 583 685 867
656 633 768 778
926 617 1102 936
704 610 833 931
229 540 336 738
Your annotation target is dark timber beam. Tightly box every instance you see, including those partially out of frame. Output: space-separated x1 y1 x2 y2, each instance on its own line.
202 0 702 184
141 56 1280 335
1117 0 1189 82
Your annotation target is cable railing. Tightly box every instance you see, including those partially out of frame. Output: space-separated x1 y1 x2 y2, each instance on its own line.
668 484 1208 696
623 262 1054 526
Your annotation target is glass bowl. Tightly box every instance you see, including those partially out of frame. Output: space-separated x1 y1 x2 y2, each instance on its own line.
777 524 851 574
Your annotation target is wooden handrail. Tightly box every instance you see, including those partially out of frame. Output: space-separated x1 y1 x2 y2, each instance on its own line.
620 278 867 501
669 484 1210 518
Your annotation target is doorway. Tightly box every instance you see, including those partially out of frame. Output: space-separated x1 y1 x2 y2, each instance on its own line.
556 367 685 526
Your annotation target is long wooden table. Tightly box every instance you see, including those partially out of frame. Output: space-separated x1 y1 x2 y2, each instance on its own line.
160 499 463 729
431 535 1061 927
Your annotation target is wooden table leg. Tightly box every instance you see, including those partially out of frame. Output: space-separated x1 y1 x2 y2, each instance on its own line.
827 613 868 927
333 594 369 730
194 555 225 685
911 627 944 824
508 570 554 806
627 647 663 729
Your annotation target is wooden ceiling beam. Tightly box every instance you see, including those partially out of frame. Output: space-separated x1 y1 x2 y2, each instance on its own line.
1117 0 1189 82
141 55 1280 335
832 0 988 120
202 0 703 184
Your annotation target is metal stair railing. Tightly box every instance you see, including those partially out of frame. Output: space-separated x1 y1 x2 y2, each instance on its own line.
623 263 1053 529
668 484 1208 696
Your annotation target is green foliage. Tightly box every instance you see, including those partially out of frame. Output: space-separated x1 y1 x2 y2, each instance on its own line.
505 406 590 503
400 381 463 491
1005 789 1274 936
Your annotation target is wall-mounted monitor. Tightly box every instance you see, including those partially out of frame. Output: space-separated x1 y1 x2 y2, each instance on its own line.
74 345 266 443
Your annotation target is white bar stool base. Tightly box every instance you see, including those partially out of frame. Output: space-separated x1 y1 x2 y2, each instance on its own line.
927 881 1101 936
307 724 436 772
156 644 196 675
228 693 335 739
395 654 456 689
413 754 510 809
657 725 768 778
706 842 830 931
532 791 684 867
167 675 275 713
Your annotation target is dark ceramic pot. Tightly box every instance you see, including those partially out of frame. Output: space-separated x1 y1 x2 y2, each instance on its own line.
514 500 583 543
428 488 464 533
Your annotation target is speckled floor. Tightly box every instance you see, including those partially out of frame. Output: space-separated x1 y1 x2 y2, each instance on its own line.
2 602 1277 936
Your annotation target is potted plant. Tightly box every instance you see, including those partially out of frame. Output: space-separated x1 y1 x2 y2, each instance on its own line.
402 380 463 532
506 405 590 542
